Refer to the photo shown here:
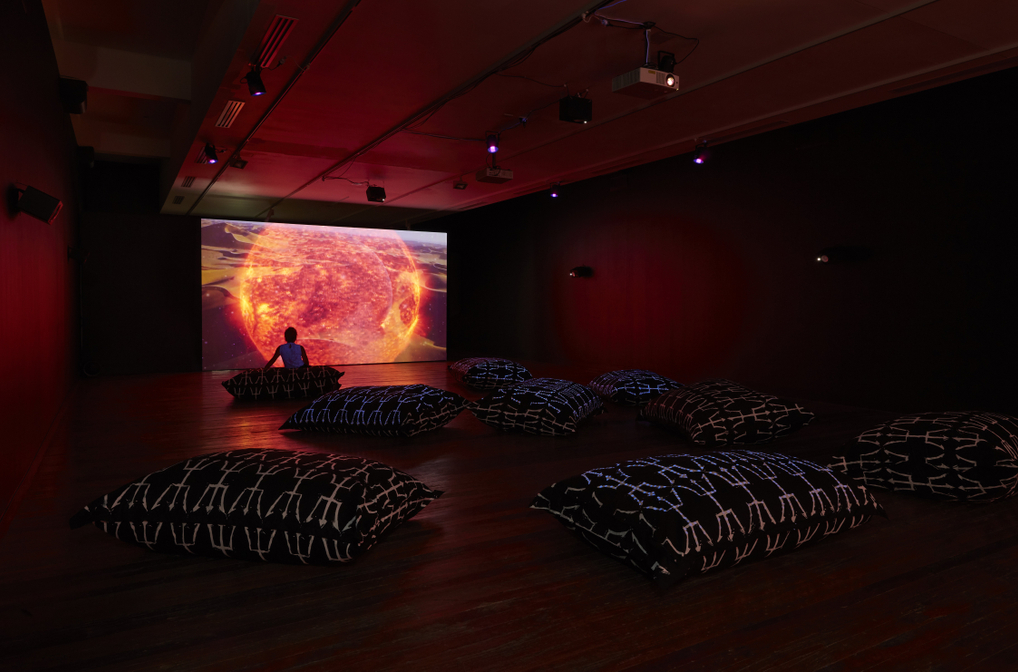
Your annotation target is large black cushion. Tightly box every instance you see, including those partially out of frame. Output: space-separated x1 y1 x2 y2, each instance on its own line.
639 379 813 446
532 451 883 584
469 377 603 436
69 449 440 565
222 366 344 400
280 384 469 437
830 411 1018 502
448 357 533 391
588 369 682 406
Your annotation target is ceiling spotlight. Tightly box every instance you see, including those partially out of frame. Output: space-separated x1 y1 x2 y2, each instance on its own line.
486 134 499 154
244 66 266 96
204 143 219 164
693 142 707 165
550 183 560 198
366 185 386 202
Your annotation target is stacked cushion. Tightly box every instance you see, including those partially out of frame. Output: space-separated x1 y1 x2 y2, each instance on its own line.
830 411 1018 502
449 357 533 391
69 448 440 565
280 384 469 437
222 366 344 400
469 377 603 436
588 369 682 406
639 379 813 446
532 450 883 584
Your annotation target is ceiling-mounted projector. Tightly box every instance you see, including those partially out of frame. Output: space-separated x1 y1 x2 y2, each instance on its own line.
611 67 679 98
476 167 513 184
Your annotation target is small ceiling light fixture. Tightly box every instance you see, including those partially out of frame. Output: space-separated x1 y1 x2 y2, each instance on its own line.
244 66 266 96
569 265 594 278
559 95 592 124
550 183 561 198
366 185 386 202
204 143 219 164
693 142 707 165
486 134 499 154
453 180 468 190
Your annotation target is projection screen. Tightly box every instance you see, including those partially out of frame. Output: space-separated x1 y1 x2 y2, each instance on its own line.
201 218 446 370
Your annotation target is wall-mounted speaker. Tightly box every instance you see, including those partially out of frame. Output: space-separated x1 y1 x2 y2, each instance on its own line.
17 186 64 224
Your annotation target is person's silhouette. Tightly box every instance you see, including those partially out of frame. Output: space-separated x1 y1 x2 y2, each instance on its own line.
264 327 309 369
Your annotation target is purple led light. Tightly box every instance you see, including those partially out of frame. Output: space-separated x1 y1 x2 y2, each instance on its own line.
487 144 498 154
694 156 704 164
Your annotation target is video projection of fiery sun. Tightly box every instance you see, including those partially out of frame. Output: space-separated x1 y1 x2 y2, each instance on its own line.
238 224 420 364
201 219 447 370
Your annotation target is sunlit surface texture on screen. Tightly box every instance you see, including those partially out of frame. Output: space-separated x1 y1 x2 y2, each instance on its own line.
202 219 447 370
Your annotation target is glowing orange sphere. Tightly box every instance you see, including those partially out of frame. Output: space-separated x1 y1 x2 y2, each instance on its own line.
237 224 420 365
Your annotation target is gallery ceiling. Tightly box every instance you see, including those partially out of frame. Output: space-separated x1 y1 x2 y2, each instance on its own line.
43 0 1018 227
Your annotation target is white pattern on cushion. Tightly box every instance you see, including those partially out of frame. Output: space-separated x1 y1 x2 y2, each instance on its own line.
532 450 883 584
70 449 441 564
469 377 603 436
830 411 1018 501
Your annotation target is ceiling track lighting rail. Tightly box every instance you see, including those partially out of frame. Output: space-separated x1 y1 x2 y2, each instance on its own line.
186 0 364 216
252 0 620 220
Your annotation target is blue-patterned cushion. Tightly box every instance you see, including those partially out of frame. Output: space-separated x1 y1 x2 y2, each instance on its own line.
830 411 1018 501
532 451 883 584
588 369 682 405
69 449 440 565
449 357 533 390
639 379 813 446
280 384 469 437
469 377 603 436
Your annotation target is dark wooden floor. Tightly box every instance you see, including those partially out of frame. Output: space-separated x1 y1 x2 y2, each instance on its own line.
2 362 1017 671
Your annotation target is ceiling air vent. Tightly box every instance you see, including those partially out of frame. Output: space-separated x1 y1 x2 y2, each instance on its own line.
255 15 298 68
215 100 245 128
172 195 185 205
181 176 196 188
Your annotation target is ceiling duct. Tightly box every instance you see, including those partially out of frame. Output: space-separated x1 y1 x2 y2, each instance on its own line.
255 15 299 68
215 100 246 128
181 176 196 188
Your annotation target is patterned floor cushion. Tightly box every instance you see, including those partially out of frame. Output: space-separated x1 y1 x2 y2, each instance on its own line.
449 357 533 391
280 384 469 437
829 411 1018 502
222 366 344 400
639 379 813 446
469 377 604 436
69 448 441 565
588 369 682 406
532 450 883 584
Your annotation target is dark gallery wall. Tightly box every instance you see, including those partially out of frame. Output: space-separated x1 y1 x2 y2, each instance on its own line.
0 1 80 528
79 162 201 376
443 66 1018 414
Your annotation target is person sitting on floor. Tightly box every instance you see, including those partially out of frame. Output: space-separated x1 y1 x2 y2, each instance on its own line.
264 327 309 369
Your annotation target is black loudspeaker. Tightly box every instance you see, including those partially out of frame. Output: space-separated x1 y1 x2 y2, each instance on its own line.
59 77 88 114
18 186 64 224
559 95 592 124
